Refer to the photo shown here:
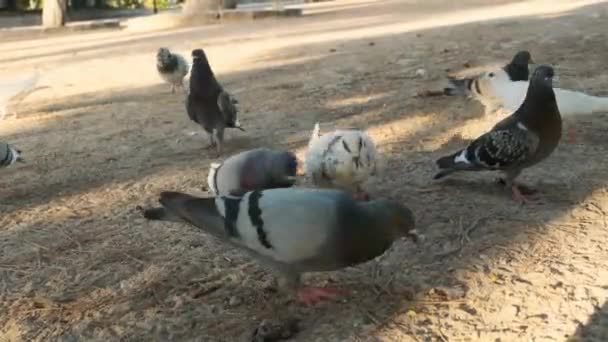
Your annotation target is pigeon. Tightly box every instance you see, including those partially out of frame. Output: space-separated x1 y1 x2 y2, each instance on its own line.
444 50 534 100
156 48 190 94
434 65 562 204
187 48 244 155
0 70 40 120
141 188 418 305
457 65 608 118
207 148 298 196
304 122 378 201
444 50 608 118
443 50 534 114
0 142 24 168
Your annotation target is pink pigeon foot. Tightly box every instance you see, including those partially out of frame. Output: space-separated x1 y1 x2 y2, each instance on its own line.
511 184 538 204
297 287 344 306
353 190 371 201
565 126 578 144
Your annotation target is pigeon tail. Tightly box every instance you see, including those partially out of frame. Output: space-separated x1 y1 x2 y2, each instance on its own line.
142 207 171 220
591 95 608 114
552 88 608 117
433 149 472 179
156 191 229 239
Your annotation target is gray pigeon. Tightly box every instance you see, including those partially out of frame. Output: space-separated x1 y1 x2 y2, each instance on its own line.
444 50 534 97
207 148 298 196
434 65 562 204
0 142 23 168
142 188 417 305
187 48 244 155
156 48 189 94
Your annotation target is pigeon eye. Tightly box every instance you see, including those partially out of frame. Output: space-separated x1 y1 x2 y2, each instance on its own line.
488 72 495 78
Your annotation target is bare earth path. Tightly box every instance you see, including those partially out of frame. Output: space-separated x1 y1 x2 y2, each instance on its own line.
1 0 608 340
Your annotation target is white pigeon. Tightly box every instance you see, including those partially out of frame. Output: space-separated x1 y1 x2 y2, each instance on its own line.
469 68 608 118
0 70 40 120
304 122 378 201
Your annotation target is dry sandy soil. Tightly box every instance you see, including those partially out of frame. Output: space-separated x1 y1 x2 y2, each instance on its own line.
1 0 608 340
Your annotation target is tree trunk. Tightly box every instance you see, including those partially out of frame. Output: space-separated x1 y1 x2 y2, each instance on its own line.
183 0 236 14
42 0 67 28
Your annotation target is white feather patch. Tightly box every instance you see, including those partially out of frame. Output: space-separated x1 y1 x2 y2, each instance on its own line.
207 162 222 195
517 122 528 131
454 149 470 164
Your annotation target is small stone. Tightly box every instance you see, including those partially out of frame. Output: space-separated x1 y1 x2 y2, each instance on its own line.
329 48 337 53
228 296 242 307
415 68 427 77
459 303 477 315
251 318 299 342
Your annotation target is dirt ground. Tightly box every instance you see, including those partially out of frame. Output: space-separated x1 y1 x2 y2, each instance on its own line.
1 0 608 340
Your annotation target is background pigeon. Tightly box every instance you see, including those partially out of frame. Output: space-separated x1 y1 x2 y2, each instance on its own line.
434 65 562 204
156 48 190 94
0 142 24 168
444 50 534 100
142 188 417 305
460 65 608 118
304 122 378 201
186 48 244 156
0 70 40 120
207 148 298 196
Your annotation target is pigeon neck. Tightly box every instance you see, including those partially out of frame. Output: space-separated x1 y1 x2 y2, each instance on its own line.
362 202 406 240
516 79 559 127
193 58 214 77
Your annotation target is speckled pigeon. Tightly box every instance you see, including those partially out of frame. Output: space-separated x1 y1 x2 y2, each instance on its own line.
434 65 562 204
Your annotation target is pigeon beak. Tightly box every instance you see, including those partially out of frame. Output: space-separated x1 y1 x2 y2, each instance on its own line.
234 120 245 132
407 229 424 244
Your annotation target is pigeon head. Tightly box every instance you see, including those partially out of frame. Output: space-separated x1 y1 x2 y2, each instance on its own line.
191 49 209 63
511 50 534 66
157 47 172 64
190 48 214 78
366 199 417 242
269 151 298 185
517 65 559 126
529 65 555 89
7 145 23 165
504 50 534 81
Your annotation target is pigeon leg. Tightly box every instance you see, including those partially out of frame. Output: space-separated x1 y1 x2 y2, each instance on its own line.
511 183 538 204
214 128 225 156
352 185 371 201
297 287 344 306
564 126 578 144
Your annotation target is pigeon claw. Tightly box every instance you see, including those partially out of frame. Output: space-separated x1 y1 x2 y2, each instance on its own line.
297 287 343 306
353 190 371 202
511 184 539 204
